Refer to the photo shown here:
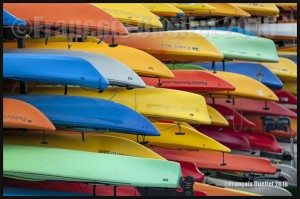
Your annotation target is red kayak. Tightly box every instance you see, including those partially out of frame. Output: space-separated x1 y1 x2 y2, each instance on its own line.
275 90 297 112
201 126 282 153
141 70 236 92
3 178 140 196
178 161 205 183
195 127 252 152
275 90 297 105
205 97 297 118
206 104 256 128
151 147 277 174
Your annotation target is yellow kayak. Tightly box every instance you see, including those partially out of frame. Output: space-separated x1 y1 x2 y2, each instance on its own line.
3 39 174 79
207 105 229 126
28 85 211 125
199 71 279 102
91 3 163 28
140 3 184 17
103 31 224 62
233 3 279 17
283 81 297 95
3 130 164 160
186 3 251 17
262 57 297 82
277 46 297 53
104 122 231 152
275 3 297 11
170 3 215 12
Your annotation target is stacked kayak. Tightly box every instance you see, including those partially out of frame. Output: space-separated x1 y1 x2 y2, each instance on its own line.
3 2 297 196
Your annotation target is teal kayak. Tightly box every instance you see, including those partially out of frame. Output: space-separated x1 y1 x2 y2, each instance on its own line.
172 30 279 63
3 144 182 188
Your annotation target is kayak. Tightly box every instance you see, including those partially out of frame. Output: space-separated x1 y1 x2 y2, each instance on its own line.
3 98 55 131
3 39 174 79
205 103 256 128
3 178 140 196
205 97 297 118
207 105 229 126
198 126 283 153
275 3 297 11
282 81 297 96
152 147 278 174
172 30 279 62
184 3 251 17
5 94 160 136
178 161 205 182
3 131 164 160
91 3 163 28
232 3 279 16
276 89 297 105
140 3 184 17
141 70 236 92
242 115 297 139
3 187 92 196
262 57 297 83
170 3 215 12
3 9 26 26
3 178 141 196
203 176 292 196
26 86 212 125
3 3 128 35
103 122 230 152
4 48 145 89
4 144 182 188
103 31 224 62
165 63 207 70
3 52 109 90
194 182 261 196
199 26 256 36
195 61 283 90
245 23 297 41
200 71 279 102
195 127 252 152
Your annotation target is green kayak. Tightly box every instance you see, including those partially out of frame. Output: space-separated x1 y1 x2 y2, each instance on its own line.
165 63 208 70
173 30 279 63
3 144 182 188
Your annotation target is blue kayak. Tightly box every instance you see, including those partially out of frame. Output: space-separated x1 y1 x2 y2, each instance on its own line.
192 62 283 89
197 26 256 36
3 9 26 26
4 53 109 90
5 94 160 136
3 187 91 196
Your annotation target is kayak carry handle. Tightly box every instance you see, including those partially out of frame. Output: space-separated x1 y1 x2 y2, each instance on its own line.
220 152 227 166
157 78 162 86
175 124 185 135
262 100 270 110
108 34 118 48
40 130 48 144
97 32 105 44
136 135 149 145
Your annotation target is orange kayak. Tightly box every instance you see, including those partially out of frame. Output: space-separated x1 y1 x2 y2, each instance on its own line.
103 31 224 62
194 182 260 196
3 3 128 35
3 98 55 131
151 147 277 174
243 115 297 139
141 70 236 92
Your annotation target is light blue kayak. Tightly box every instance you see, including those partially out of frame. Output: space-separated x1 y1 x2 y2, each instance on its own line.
3 187 91 196
5 94 160 136
4 53 109 90
192 62 283 89
3 9 26 26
